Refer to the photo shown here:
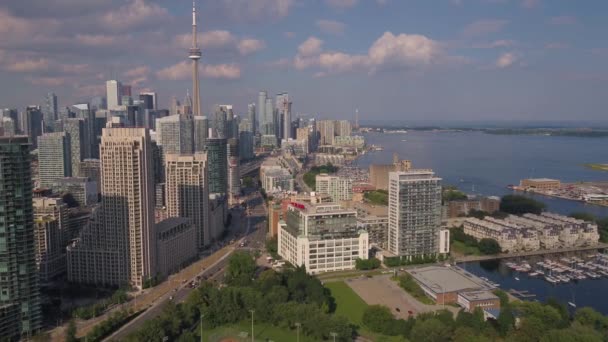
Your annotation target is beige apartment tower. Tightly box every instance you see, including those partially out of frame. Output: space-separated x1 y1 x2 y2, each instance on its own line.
165 153 210 251
67 128 156 289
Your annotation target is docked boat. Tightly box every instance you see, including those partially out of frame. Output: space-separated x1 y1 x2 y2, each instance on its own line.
529 272 539 277
586 272 601 279
545 276 559 284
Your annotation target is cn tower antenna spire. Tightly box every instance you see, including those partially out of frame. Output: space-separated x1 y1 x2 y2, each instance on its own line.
189 0 202 117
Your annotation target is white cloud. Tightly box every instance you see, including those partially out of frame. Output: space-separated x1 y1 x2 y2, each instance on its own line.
237 39 266 55
176 31 265 56
462 19 509 37
4 58 50 72
496 52 519 68
325 0 358 9
220 0 294 21
316 19 346 35
157 61 241 80
298 37 324 57
292 31 450 76
100 0 170 32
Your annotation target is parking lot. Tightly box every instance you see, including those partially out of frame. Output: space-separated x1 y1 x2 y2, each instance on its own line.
346 275 454 319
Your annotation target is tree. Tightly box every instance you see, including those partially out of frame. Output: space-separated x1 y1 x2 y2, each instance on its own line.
569 212 596 222
478 238 501 255
355 258 381 270
242 176 254 188
410 318 452 342
225 252 256 286
443 189 468 203
496 304 515 337
65 320 78 342
499 195 546 215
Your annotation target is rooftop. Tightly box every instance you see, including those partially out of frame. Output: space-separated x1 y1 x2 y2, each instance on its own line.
524 178 559 182
459 290 499 302
156 217 190 234
408 266 488 294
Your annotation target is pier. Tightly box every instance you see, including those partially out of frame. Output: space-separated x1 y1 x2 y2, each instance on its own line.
455 243 608 263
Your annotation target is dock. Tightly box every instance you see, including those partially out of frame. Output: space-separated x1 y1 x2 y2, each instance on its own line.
455 243 608 263
508 289 536 298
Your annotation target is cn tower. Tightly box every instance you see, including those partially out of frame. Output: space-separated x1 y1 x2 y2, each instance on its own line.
189 1 202 117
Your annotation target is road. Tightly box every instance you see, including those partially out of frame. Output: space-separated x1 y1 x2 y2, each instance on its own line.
295 168 312 193
103 190 267 341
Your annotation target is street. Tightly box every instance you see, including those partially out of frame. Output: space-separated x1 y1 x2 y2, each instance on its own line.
103 190 267 341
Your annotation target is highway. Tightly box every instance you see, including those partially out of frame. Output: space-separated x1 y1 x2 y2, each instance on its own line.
104 190 267 341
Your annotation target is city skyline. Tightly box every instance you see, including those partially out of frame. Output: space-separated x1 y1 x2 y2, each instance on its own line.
0 0 607 122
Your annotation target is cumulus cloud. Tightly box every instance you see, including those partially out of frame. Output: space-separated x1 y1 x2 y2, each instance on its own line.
4 58 50 72
495 52 519 68
219 0 294 22
325 0 358 9
157 61 241 80
462 19 509 37
292 32 451 76
100 0 170 32
176 31 265 56
237 39 266 55
316 19 346 35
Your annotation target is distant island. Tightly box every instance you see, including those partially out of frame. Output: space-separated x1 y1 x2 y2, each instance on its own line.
362 125 608 138
585 163 608 171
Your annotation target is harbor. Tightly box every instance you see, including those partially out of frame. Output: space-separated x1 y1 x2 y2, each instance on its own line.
460 252 608 314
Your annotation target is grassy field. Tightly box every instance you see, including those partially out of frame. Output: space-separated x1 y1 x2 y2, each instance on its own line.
203 322 317 342
325 282 405 342
451 240 481 256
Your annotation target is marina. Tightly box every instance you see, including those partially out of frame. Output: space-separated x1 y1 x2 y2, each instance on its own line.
461 252 608 314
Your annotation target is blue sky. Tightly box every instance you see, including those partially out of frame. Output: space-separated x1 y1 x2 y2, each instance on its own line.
0 0 607 122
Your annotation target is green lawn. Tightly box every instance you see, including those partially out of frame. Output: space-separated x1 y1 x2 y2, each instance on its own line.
203 321 317 342
325 282 405 342
451 240 481 256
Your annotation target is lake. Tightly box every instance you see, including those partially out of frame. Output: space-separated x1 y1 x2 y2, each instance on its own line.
358 131 608 217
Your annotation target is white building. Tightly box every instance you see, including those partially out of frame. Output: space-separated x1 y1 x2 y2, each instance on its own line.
315 173 353 202
278 203 369 274
106 80 122 110
388 170 442 258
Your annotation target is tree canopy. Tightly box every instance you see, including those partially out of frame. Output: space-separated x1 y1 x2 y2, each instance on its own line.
500 195 546 215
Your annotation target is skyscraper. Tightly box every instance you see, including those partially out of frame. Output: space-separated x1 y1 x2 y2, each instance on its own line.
247 103 256 135
257 91 267 134
22 106 43 148
106 80 122 110
139 93 155 110
189 1 202 117
165 153 210 250
265 98 274 135
33 197 68 281
388 170 442 259
67 128 156 289
276 92 292 141
0 136 42 339
316 120 335 146
63 118 87 177
204 138 227 194
212 105 228 138
38 132 72 189
227 138 240 203
44 92 58 131
334 120 352 137
71 104 95 160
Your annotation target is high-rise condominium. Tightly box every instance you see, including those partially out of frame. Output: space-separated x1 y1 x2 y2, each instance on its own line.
165 153 209 250
276 93 292 140
388 170 442 258
106 80 122 110
265 98 274 135
139 92 157 110
258 91 267 134
44 92 58 131
227 138 240 203
0 136 42 339
63 118 86 176
316 120 335 146
247 103 256 135
33 197 68 281
212 105 228 139
334 120 352 137
67 128 156 289
204 138 227 194
22 106 43 148
38 132 72 189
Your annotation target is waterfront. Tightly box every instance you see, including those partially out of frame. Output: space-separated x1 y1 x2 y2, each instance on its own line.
460 258 608 315
358 131 608 217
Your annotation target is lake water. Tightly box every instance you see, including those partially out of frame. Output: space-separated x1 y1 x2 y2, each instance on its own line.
358 131 608 217
460 260 608 315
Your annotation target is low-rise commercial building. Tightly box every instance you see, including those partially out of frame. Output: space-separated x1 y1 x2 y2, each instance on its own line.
278 203 369 274
519 178 561 191
352 202 389 249
156 218 197 277
446 196 500 218
333 135 365 148
369 154 412 191
407 266 496 309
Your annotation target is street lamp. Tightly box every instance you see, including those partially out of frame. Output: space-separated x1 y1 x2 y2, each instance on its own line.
330 332 338 342
295 322 301 342
250 310 255 342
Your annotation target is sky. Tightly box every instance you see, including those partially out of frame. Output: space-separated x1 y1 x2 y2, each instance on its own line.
0 0 607 123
